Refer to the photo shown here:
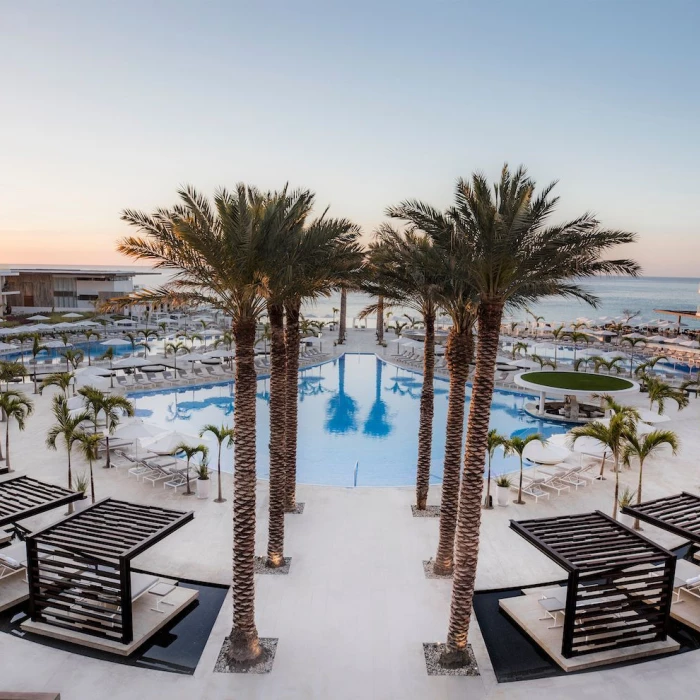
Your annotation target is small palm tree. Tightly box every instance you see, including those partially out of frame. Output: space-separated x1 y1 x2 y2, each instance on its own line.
573 357 590 372
46 395 91 511
0 360 26 393
41 371 75 398
505 434 543 504
200 423 234 503
30 334 48 393
484 429 508 509
76 431 102 503
84 329 101 365
165 340 188 372
646 375 689 414
124 332 139 353
61 347 84 372
171 442 209 495
511 341 529 360
386 320 408 337
0 390 33 468
530 353 555 370
622 428 679 529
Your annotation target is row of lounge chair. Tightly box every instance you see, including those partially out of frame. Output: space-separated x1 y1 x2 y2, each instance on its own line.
504 460 600 502
113 450 193 489
115 364 233 390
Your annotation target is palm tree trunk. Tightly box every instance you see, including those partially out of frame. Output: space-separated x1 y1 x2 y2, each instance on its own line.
284 300 301 512
66 450 74 514
229 317 263 663
266 303 286 567
104 434 111 469
516 458 525 504
338 287 347 344
415 310 436 510
442 301 502 666
5 422 9 469
89 459 96 503
433 326 471 575
215 445 225 503
376 296 384 345
612 454 620 519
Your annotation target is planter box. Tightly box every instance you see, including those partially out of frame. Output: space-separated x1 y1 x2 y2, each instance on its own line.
74 497 90 512
496 486 510 507
197 478 210 499
619 513 634 528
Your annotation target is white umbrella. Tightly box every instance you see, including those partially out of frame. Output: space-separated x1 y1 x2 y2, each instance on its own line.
145 430 202 454
100 338 131 347
622 332 647 340
549 432 608 459
595 416 654 435
75 365 112 377
44 339 72 348
677 340 700 349
75 374 110 390
26 314 50 321
524 441 570 465
647 335 667 343
62 312 83 319
178 352 208 362
113 356 153 369
510 359 540 369
114 420 165 441
204 349 235 359
636 408 671 424
114 318 137 325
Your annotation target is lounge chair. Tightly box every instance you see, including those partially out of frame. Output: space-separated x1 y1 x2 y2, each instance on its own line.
672 560 700 604
0 541 28 580
141 461 181 486
511 476 550 502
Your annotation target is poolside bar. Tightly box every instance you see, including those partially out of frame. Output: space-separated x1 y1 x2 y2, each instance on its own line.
505 511 677 665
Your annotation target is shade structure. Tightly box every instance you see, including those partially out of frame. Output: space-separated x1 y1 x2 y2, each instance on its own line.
177 352 208 362
75 366 112 378
203 349 235 359
101 338 131 347
523 441 570 465
25 498 193 644
75 374 110 390
43 340 71 349
549 433 608 459
61 312 83 319
113 356 153 369
622 332 648 340
636 408 671 424
144 430 202 454
510 511 676 658
622 492 700 543
0 476 82 528
26 315 51 321
113 420 164 441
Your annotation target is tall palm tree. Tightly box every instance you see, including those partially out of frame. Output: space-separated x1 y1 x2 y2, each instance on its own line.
622 428 679 529
362 227 444 511
484 429 508 509
200 424 234 503
570 400 640 518
118 183 306 664
46 395 91 511
645 375 689 414
41 371 74 398
91 391 134 469
76 431 102 503
427 165 639 667
84 329 101 365
338 286 348 344
171 442 209 496
0 390 33 469
165 340 187 372
30 335 48 393
376 295 385 344
505 433 543 504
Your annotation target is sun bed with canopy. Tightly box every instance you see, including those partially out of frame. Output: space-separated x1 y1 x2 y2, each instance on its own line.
621 492 700 545
509 511 676 659
24 498 193 647
0 476 82 531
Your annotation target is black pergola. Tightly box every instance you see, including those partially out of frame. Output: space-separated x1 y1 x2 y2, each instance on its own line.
26 498 193 644
511 511 676 658
622 492 700 544
0 476 82 529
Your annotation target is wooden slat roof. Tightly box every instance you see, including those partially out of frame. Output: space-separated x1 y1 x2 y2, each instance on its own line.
622 492 700 543
0 476 82 527
30 498 193 560
511 510 673 573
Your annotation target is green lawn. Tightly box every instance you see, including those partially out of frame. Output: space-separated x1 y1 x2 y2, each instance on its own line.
520 371 634 392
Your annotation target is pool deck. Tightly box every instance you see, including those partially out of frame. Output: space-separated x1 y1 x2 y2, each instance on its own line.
2 328 700 699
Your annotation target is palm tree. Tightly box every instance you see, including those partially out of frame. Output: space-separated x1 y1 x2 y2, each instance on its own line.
124 332 139 354
570 330 591 362
421 165 638 667
165 340 187 372
511 341 529 360
61 347 84 372
76 431 102 503
0 390 33 469
214 331 234 352
530 353 555 370
338 286 348 344
200 424 234 503
505 434 543 504
376 295 384 344
645 375 689 414
0 360 26 393
171 442 208 496
41 371 74 398
386 320 408 336
570 400 640 518
622 428 679 529
525 308 545 338
484 429 508 509
46 395 91 511
84 329 101 365
118 183 310 664
362 227 444 511
30 335 48 394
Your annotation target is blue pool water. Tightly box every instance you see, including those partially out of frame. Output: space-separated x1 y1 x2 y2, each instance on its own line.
129 353 568 487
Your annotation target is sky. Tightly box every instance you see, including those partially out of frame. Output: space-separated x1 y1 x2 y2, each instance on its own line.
1 0 699 276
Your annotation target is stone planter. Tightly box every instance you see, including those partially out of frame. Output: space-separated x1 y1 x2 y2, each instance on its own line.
496 486 510 507
74 496 90 512
619 512 634 528
197 478 210 499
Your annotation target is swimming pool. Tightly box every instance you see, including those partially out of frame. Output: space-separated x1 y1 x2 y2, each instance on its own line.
129 353 568 487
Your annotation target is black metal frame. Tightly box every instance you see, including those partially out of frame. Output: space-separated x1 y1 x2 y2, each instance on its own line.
25 498 193 645
511 511 676 658
622 492 700 543
0 476 82 528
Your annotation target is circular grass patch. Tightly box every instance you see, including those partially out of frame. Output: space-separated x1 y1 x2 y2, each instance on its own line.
519 371 634 392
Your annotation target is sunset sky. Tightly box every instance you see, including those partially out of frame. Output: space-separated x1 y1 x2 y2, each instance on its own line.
2 1 699 275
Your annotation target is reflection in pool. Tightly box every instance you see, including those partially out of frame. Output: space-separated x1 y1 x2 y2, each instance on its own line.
129 353 568 487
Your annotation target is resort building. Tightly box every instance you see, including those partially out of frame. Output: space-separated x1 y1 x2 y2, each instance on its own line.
0 267 153 313
0 269 20 319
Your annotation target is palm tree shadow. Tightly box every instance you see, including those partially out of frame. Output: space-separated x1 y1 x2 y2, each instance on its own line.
363 359 394 438
325 356 359 434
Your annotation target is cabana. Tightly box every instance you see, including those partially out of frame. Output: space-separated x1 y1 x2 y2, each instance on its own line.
501 511 679 671
622 492 700 633
22 498 196 655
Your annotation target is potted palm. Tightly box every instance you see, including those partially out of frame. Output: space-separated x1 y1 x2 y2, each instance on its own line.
495 474 512 507
618 487 635 527
196 461 211 499
74 472 90 511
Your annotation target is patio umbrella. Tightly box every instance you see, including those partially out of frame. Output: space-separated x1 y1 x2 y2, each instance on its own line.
44 339 72 348
204 349 235 359
26 314 50 321
113 356 152 369
74 374 109 390
114 420 165 441
62 312 83 319
178 352 208 362
548 432 608 459
101 338 131 347
523 441 570 465
75 365 112 378
145 430 202 454
636 408 671 424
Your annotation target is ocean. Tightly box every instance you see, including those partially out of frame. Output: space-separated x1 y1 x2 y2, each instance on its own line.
7 265 699 329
